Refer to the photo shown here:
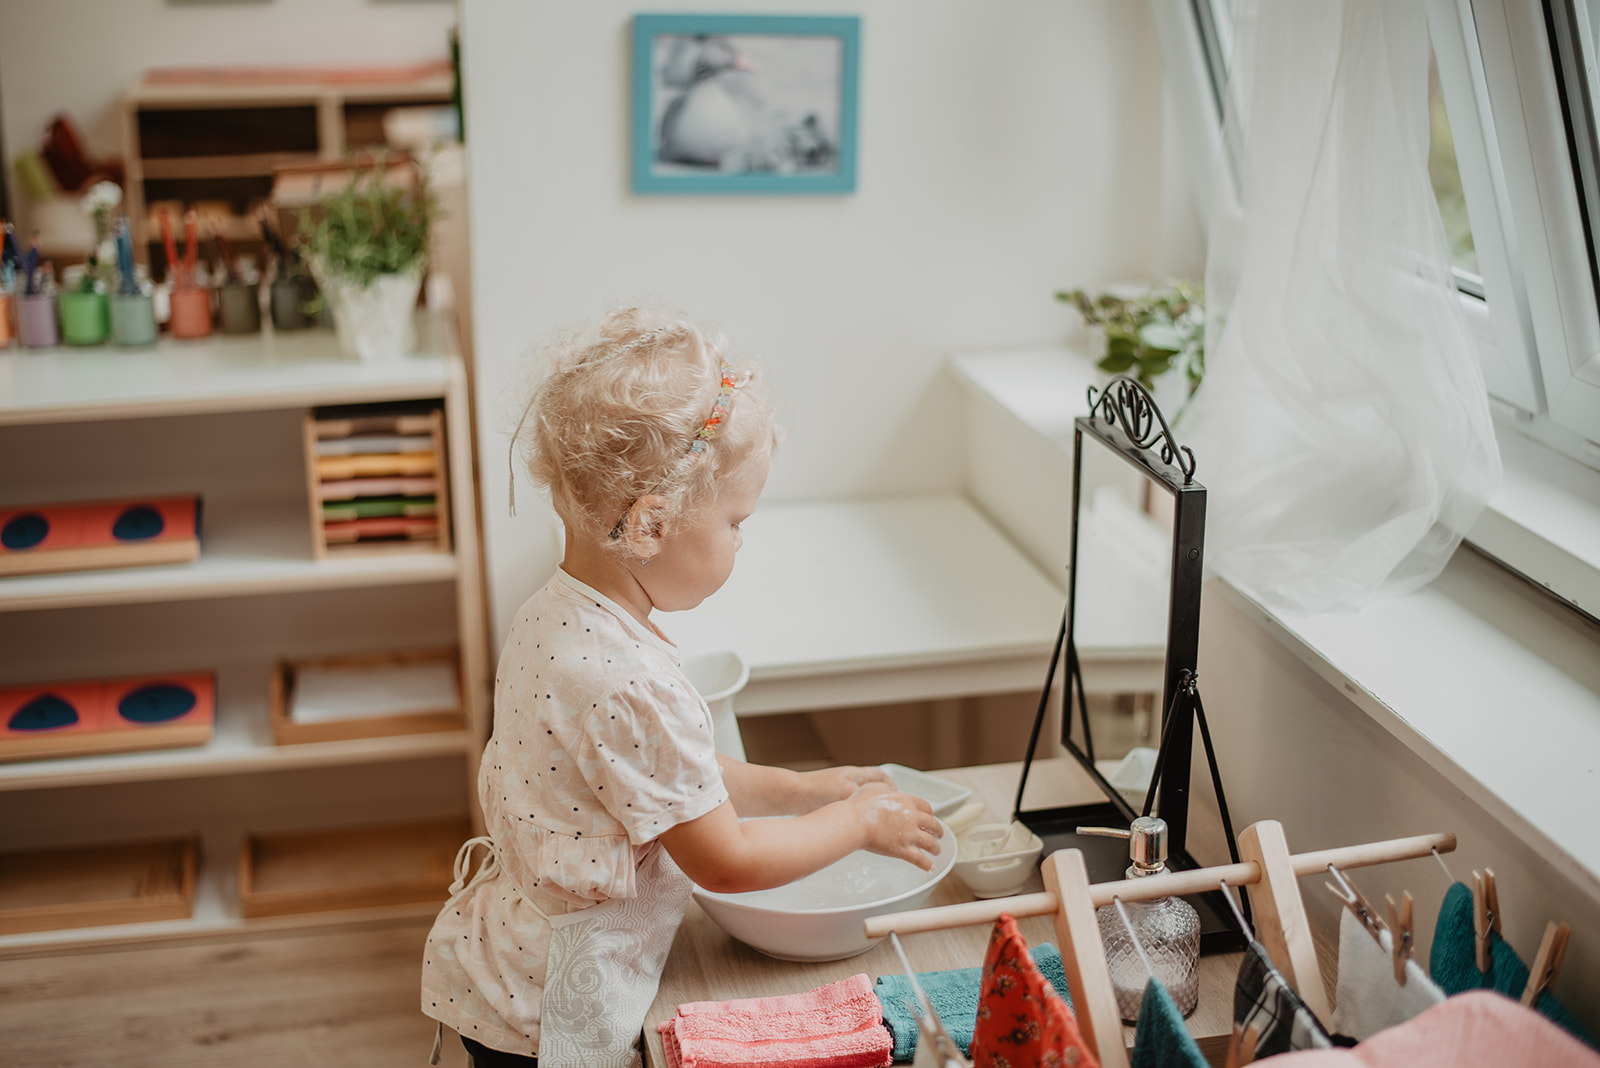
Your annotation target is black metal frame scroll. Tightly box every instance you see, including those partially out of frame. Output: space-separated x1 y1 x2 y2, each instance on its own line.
1012 375 1245 954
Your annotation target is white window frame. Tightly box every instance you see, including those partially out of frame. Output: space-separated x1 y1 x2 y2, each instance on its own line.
1148 0 1600 621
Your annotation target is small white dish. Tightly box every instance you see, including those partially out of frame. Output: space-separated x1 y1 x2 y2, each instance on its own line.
880 762 974 819
953 821 1044 899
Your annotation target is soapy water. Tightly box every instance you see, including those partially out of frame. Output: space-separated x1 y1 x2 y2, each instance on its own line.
713 848 933 912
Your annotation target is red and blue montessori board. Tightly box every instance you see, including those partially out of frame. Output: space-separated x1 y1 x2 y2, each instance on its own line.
0 672 215 762
0 496 202 577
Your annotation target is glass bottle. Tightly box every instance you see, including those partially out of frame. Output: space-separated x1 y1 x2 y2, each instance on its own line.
1081 816 1200 1022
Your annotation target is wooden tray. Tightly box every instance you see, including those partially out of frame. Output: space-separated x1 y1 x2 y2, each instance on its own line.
0 496 202 577
0 836 197 935
0 672 215 763
304 405 451 559
238 818 467 919
268 648 462 746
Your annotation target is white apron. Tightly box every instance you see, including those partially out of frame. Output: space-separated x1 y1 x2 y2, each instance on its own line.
433 835 695 1068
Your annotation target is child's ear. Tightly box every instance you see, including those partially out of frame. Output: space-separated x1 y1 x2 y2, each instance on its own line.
622 495 669 561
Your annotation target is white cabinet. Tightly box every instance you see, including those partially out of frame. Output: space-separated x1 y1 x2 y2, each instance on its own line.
0 314 489 952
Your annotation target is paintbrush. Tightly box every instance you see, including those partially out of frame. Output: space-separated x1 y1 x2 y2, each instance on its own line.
159 208 182 287
182 210 199 288
21 238 41 296
116 217 138 296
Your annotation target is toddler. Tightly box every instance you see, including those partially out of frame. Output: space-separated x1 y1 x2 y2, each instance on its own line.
422 307 944 1068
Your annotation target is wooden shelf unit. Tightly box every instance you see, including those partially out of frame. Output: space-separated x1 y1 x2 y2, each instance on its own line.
119 69 453 269
0 311 488 953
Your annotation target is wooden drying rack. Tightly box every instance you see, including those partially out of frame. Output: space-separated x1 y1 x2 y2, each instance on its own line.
865 820 1456 1068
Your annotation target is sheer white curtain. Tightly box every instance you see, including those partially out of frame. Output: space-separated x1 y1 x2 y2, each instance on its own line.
1180 0 1501 615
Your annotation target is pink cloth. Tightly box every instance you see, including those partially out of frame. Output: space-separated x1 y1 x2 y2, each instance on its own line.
657 972 894 1068
1260 991 1600 1066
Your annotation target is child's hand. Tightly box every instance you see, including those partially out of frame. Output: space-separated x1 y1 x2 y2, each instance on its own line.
846 782 945 871
802 764 894 804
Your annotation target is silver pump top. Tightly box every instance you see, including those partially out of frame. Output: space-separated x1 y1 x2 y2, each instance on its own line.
1076 816 1171 876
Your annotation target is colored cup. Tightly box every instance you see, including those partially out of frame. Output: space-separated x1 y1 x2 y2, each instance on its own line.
110 293 159 347
270 276 318 330
218 282 261 335
59 291 111 346
0 293 13 347
168 286 213 339
16 293 59 348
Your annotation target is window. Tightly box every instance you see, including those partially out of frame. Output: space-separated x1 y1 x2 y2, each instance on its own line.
1151 0 1600 619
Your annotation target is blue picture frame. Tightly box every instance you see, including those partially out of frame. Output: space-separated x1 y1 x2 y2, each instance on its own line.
631 13 860 194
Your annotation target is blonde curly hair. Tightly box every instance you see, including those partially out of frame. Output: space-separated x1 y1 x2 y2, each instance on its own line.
517 307 776 557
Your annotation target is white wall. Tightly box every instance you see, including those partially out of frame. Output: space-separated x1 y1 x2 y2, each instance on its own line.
0 0 457 202
461 0 1181 639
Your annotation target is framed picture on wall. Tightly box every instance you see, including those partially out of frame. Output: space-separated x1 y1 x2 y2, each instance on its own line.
631 13 860 194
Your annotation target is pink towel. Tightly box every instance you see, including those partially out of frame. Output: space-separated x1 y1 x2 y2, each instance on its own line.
657 972 894 1068
1262 990 1600 1067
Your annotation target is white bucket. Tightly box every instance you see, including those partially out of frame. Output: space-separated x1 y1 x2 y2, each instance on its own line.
682 650 750 761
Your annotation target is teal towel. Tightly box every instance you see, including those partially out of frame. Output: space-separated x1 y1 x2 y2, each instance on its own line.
1430 880 1596 1049
1132 978 1207 1068
874 943 1070 1062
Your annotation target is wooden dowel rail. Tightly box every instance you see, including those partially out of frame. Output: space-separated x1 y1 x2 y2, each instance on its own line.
864 831 1455 938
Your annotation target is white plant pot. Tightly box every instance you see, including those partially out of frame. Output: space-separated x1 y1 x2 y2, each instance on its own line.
320 266 424 361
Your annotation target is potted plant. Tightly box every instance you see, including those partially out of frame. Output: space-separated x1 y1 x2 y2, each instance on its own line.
298 153 437 360
1055 280 1206 418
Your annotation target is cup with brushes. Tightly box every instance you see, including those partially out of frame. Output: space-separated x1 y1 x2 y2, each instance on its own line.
162 208 212 340
0 222 23 346
213 228 260 335
109 216 157 347
15 234 59 349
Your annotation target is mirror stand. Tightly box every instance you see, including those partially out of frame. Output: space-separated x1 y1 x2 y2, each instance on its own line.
1012 376 1247 955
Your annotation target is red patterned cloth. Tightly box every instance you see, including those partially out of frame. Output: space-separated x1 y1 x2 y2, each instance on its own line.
970 913 1101 1068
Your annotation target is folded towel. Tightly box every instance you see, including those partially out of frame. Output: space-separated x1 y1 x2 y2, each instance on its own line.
875 942 1071 1061
1235 990 1600 1067
658 972 893 1068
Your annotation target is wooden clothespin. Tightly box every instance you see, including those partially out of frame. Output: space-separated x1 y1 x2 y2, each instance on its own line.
1224 1021 1260 1068
1385 891 1414 986
1472 868 1500 973
1521 921 1571 1007
1325 864 1387 946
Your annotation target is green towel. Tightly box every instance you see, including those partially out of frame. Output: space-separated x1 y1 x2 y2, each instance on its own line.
874 943 1070 1062
1430 880 1595 1049
1132 977 1207 1068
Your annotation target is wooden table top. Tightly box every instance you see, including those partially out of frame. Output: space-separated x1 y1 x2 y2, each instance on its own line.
643 758 1259 1067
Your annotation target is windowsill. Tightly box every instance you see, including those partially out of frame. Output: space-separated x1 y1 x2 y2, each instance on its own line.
1467 419 1600 623
950 345 1600 894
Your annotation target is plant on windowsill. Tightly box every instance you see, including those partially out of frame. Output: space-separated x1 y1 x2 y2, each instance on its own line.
299 152 438 361
1055 280 1206 419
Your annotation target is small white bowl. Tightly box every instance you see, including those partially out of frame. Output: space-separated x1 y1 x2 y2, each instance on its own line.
694 818 957 962
953 821 1044 899
881 762 973 819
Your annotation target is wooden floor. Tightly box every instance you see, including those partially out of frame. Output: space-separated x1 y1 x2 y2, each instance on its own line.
0 919 468 1068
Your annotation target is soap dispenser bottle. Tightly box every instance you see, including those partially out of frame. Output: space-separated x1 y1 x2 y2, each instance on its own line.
1079 816 1200 1022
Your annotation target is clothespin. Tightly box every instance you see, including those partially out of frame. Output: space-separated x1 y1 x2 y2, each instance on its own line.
1385 891 1414 986
1224 1021 1260 1068
1521 921 1570 1007
1325 864 1387 946
1472 868 1500 973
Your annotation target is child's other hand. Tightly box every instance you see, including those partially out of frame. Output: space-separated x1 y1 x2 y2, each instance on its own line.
846 782 944 871
803 764 893 804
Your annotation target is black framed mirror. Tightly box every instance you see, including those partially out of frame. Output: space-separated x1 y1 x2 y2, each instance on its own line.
1013 376 1245 954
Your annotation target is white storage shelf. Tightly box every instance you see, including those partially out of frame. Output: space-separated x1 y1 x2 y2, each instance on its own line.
0 314 489 952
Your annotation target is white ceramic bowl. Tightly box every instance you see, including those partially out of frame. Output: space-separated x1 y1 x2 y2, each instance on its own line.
693 819 957 962
952 822 1045 899
881 763 973 819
